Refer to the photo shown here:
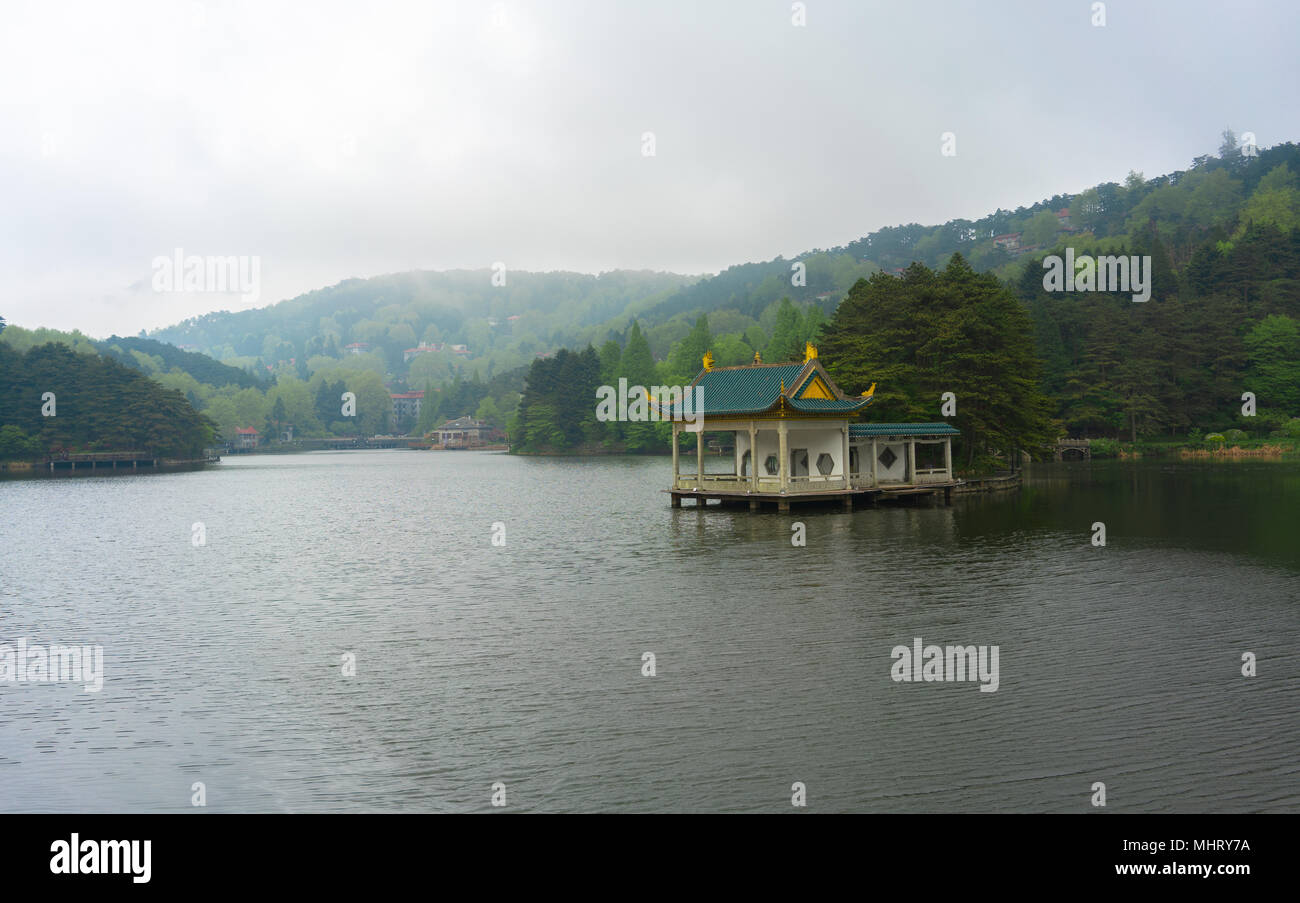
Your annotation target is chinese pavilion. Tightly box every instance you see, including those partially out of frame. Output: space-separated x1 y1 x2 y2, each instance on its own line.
661 344 960 510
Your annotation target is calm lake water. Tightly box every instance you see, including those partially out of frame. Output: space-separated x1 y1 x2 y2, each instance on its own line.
1 452 1297 813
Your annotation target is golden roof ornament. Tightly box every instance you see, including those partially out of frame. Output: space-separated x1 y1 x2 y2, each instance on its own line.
860 382 876 398
752 350 762 364
804 342 818 362
702 350 715 371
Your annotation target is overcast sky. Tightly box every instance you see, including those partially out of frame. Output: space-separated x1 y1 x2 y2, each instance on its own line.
2 0 1297 336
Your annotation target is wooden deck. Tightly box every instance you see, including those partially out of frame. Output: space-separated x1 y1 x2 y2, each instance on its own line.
666 481 963 511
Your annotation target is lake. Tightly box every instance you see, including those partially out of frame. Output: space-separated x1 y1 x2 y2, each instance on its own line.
1 452 1297 812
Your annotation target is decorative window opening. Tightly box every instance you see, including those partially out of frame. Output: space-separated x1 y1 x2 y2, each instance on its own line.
764 454 779 476
816 453 835 476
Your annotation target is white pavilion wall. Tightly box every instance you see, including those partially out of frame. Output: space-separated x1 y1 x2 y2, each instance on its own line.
733 421 846 477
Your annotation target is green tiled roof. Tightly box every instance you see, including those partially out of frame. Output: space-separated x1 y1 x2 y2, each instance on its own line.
699 362 805 413
660 362 805 416
656 359 873 417
849 423 960 437
786 397 874 413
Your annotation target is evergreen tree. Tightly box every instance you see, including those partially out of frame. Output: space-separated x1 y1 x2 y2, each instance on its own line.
764 298 804 362
819 256 1056 465
667 315 712 377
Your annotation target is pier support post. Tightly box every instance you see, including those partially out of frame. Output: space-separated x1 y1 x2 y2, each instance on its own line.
842 496 852 512
778 499 789 513
749 499 759 512
671 494 681 508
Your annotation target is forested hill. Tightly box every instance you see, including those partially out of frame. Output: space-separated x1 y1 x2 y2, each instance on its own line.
95 336 263 389
0 328 263 391
0 343 214 458
146 134 1299 380
514 134 1300 455
148 269 694 381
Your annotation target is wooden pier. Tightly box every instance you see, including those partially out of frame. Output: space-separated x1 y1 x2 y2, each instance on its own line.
667 481 962 511
30 451 221 472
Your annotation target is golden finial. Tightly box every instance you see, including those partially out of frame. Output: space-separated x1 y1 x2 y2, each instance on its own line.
804 341 818 362
702 350 715 371
752 350 762 364
860 382 876 398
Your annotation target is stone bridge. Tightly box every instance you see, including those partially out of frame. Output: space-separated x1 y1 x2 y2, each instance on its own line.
1054 438 1091 461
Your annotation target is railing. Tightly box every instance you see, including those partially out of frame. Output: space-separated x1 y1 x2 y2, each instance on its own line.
789 474 850 490
676 473 859 492
675 473 747 490
914 468 951 484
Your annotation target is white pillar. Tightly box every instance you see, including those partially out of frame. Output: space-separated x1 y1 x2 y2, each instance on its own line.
841 423 850 489
870 438 877 487
908 438 916 485
696 423 704 488
778 420 789 492
748 422 757 491
944 437 952 478
672 422 680 488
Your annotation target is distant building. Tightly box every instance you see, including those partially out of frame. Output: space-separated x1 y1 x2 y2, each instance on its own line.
1055 208 1074 230
449 344 470 355
403 341 444 362
344 342 370 356
993 232 1022 251
234 427 258 450
391 391 424 426
437 416 486 448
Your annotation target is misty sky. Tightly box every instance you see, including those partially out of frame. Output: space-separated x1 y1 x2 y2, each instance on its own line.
2 0 1297 336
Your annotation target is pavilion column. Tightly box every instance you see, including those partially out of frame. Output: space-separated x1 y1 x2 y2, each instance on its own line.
696 423 704 488
841 423 850 490
748 422 757 492
908 438 916 485
672 422 680 488
778 420 789 492
944 437 952 479
870 438 877 487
